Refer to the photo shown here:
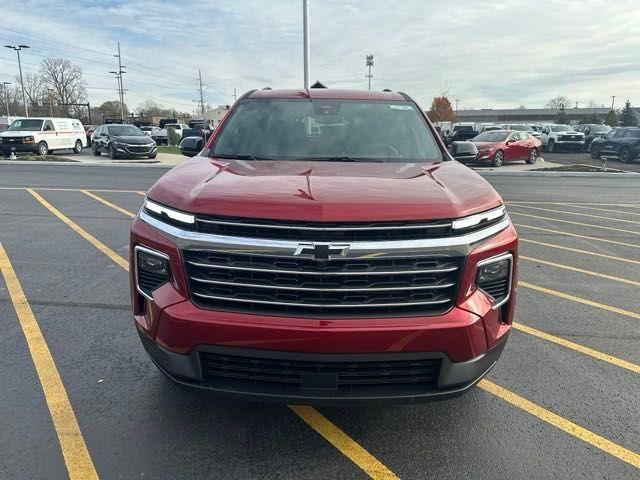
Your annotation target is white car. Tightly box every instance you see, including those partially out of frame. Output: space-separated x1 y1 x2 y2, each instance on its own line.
500 123 541 139
540 125 585 152
0 117 86 156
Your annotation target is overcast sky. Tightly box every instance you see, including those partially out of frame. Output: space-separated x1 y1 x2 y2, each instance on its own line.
1 0 639 113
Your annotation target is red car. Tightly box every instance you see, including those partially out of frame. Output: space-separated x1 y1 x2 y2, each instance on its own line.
470 130 541 167
130 88 518 404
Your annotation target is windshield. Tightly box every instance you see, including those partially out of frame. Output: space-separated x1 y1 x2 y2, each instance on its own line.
8 119 44 131
551 125 573 132
473 131 509 142
211 98 442 162
107 125 144 136
590 125 610 133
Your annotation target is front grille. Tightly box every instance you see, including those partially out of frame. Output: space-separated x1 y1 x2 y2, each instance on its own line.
195 215 453 242
126 145 152 153
559 135 581 141
183 250 462 317
200 350 441 392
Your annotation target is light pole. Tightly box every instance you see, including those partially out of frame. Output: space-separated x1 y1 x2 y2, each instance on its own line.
455 99 459 123
1 82 11 116
113 42 126 121
4 44 30 117
303 0 310 89
365 54 374 91
48 88 54 116
610 95 616 111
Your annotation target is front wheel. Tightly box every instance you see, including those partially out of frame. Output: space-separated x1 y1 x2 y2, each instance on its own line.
493 150 504 167
620 147 631 163
148 153 157 159
37 141 49 157
548 140 555 153
108 144 118 159
526 148 538 164
73 140 82 154
92 144 101 156
590 145 601 159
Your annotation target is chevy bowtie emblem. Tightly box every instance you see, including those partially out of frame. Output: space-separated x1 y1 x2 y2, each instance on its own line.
293 242 350 260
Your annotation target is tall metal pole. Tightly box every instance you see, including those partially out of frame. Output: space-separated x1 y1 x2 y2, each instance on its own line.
114 42 126 121
610 96 616 111
48 89 53 116
303 0 310 89
2 82 10 116
198 69 207 141
16 49 28 117
455 99 459 122
365 54 374 91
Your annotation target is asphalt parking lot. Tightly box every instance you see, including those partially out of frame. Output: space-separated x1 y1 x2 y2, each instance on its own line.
0 163 639 479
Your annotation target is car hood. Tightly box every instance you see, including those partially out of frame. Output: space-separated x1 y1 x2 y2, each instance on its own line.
113 135 154 144
0 131 37 137
146 157 503 222
472 141 502 149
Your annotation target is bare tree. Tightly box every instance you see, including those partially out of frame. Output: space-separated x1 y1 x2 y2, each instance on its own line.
546 96 571 111
39 58 87 115
19 73 44 107
136 99 164 117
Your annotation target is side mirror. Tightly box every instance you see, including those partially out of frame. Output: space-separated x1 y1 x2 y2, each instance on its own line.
179 136 204 157
506 138 516 144
451 141 478 162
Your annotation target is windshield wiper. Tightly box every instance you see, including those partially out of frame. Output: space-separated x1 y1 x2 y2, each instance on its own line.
212 154 275 161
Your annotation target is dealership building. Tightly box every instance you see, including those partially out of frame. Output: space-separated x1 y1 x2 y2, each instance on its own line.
455 107 611 123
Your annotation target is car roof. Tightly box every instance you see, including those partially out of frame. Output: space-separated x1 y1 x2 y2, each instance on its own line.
246 88 407 101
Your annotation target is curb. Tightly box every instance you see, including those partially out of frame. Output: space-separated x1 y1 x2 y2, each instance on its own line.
0 160 175 168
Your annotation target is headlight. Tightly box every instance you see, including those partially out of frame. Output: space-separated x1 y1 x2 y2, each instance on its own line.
476 253 513 308
143 198 195 225
135 245 171 300
24 136 34 143
452 205 506 230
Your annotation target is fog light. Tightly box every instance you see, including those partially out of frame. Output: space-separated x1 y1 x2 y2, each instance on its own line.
476 253 512 308
135 245 170 300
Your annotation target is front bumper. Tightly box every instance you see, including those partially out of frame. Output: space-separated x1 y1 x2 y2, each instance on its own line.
113 144 157 157
552 140 584 149
138 327 509 405
1 143 36 156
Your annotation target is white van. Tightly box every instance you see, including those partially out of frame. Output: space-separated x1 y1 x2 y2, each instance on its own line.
0 117 86 156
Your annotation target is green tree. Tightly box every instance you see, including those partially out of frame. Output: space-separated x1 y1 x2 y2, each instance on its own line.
619 100 638 126
555 105 569 124
605 110 618 127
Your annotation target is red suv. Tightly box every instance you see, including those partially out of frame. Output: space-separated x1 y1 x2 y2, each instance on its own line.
130 88 518 404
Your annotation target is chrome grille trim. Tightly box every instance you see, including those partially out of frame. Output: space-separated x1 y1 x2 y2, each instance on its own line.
197 217 453 231
192 292 452 308
140 210 509 256
186 260 458 276
191 277 455 292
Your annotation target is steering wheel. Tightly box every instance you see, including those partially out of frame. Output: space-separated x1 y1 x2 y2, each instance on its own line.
363 143 401 156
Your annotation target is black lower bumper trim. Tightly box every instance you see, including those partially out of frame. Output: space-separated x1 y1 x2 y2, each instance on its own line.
137 329 509 405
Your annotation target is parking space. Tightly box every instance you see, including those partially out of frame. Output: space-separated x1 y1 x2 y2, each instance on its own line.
0 164 639 479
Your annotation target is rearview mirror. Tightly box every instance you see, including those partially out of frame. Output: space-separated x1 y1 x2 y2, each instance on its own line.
179 136 204 157
451 141 478 162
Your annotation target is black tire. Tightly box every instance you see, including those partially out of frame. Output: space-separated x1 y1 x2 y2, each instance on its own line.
92 144 101 156
590 145 601 159
108 144 118 160
37 141 48 157
526 148 538 164
620 147 631 163
493 150 504 167
548 139 555 153
148 153 157 159
73 139 83 154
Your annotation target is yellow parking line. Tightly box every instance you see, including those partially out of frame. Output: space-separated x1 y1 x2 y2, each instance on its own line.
478 380 640 468
510 203 640 225
519 281 640 320
0 243 99 480
506 201 640 207
0 186 143 193
520 238 640 266
27 189 129 271
512 323 639 374
515 223 640 250
511 212 640 236
520 255 640 287
555 204 640 217
289 406 399 479
136 191 146 196
81 190 135 218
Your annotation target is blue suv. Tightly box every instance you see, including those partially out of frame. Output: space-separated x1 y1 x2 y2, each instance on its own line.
590 127 640 163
